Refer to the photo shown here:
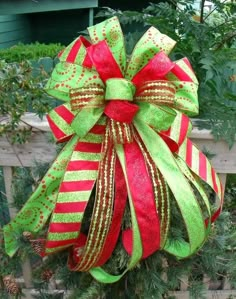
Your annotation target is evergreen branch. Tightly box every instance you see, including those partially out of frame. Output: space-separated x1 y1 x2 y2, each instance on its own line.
0 117 11 123
214 31 236 50
203 0 228 22
209 15 236 31
1 112 45 133
217 257 233 261
67 281 104 299
216 272 228 278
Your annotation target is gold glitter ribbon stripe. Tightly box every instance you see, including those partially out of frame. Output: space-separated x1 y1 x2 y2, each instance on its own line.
74 126 116 271
70 86 104 110
135 81 176 106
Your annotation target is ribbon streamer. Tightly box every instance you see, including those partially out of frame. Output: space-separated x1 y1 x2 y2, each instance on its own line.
4 17 223 283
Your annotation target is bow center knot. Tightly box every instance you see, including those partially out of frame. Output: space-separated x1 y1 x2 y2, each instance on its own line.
104 78 139 124
105 78 136 102
104 78 138 144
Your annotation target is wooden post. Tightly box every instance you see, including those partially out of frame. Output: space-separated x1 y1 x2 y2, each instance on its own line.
3 166 33 289
180 276 189 291
89 7 94 26
3 167 17 218
218 173 227 192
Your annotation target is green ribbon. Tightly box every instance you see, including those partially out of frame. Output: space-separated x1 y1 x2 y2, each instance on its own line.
134 119 206 258
71 108 104 138
3 136 79 257
105 79 136 101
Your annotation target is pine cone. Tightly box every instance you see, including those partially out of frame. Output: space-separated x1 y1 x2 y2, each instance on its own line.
30 238 46 256
23 231 33 241
41 269 54 282
3 275 20 295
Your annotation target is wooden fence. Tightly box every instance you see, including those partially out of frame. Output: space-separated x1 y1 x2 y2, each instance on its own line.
1 113 236 298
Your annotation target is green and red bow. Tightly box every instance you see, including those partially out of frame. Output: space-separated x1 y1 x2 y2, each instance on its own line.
4 17 223 283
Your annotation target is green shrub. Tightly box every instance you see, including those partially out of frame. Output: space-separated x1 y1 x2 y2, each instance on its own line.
0 60 61 144
0 42 64 63
0 42 64 144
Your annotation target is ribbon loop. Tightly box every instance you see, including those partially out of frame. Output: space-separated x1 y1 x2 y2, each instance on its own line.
70 85 105 110
135 80 176 106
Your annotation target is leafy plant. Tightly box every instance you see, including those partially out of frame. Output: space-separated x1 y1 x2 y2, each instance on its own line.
0 60 60 144
0 42 64 63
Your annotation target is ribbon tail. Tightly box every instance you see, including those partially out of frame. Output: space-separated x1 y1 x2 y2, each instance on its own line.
134 118 207 259
68 124 116 271
71 146 116 271
175 156 211 231
177 138 223 223
95 158 128 266
3 135 78 257
122 140 161 259
45 119 106 255
135 132 170 249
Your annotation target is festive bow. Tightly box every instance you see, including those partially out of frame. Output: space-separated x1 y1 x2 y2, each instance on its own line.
4 17 223 283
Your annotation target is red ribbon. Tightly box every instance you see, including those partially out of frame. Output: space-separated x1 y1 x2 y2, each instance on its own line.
123 141 161 258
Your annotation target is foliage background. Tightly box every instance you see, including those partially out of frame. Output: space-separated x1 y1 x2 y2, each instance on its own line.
0 0 236 298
